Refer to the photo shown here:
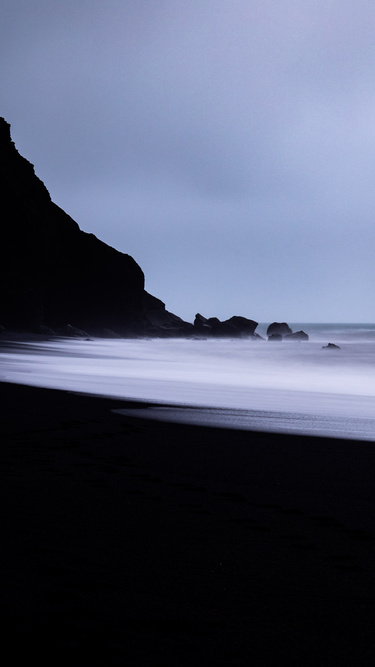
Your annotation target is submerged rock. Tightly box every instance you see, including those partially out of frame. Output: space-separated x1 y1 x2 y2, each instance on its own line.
285 330 309 341
322 342 341 350
267 322 309 342
268 333 283 341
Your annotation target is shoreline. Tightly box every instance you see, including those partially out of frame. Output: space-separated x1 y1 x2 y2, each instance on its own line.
2 380 375 664
3 333 375 442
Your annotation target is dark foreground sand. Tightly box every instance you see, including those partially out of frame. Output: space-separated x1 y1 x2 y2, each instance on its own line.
1 381 375 665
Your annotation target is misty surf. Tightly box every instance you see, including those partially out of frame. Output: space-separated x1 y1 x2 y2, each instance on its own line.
1 323 375 441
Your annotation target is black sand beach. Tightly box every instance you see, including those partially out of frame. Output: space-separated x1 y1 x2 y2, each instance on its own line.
2 381 375 665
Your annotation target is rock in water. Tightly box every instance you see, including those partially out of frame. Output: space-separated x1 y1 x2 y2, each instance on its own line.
193 313 258 337
222 316 258 337
285 330 309 341
267 322 293 338
268 333 283 341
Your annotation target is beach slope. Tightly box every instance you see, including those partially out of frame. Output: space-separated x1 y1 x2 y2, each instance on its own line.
1 381 375 665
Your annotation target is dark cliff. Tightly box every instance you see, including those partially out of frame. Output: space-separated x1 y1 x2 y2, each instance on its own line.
0 118 191 336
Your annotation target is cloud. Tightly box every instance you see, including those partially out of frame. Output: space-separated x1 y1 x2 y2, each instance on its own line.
2 0 375 321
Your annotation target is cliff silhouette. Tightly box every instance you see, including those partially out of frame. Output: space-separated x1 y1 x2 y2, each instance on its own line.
0 118 192 336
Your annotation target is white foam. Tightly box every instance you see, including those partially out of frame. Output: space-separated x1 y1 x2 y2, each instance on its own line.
1 330 375 439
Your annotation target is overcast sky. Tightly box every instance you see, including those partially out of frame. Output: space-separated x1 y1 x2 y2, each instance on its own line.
2 0 375 323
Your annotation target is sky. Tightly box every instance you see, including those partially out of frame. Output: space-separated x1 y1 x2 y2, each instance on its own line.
1 0 375 324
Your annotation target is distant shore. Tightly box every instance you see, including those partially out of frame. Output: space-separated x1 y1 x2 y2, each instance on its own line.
2 381 375 664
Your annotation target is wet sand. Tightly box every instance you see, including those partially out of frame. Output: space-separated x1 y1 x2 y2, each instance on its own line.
1 381 375 665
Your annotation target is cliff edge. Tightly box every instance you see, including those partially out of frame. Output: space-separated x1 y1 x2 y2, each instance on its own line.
0 118 191 336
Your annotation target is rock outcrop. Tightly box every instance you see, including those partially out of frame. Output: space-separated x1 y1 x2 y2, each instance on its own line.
193 314 258 338
284 330 309 341
268 333 283 342
142 293 193 337
0 117 191 337
267 322 309 341
267 322 293 338
0 118 311 341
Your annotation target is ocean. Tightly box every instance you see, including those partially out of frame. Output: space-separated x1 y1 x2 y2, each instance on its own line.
1 323 375 441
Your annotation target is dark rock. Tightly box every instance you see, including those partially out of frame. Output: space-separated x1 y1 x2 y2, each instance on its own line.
207 318 235 337
193 313 229 336
267 322 293 337
322 343 341 350
284 330 309 341
207 317 226 333
194 313 214 334
268 333 283 341
0 117 191 337
142 293 193 337
193 314 258 338
222 316 258 337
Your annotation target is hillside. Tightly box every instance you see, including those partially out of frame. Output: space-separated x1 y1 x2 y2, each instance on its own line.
0 118 191 337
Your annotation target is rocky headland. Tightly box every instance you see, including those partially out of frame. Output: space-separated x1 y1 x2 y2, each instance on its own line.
0 117 309 340
0 117 194 337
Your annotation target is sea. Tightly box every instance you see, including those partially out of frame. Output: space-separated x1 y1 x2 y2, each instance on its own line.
1 323 375 441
